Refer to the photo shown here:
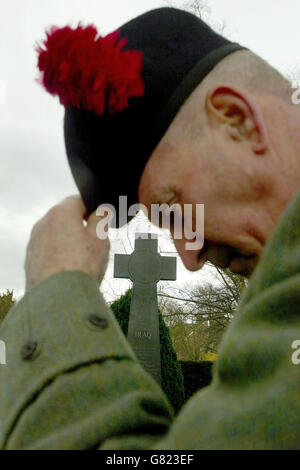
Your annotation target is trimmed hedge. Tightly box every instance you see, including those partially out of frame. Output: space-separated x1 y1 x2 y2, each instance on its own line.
180 361 213 402
111 289 185 413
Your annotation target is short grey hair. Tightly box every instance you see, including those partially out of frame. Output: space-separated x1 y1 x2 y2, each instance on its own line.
207 50 292 100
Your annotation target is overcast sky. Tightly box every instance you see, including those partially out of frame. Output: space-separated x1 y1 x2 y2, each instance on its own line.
1 0 299 301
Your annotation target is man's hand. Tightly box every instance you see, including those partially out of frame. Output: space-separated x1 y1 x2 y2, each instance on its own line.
25 196 110 291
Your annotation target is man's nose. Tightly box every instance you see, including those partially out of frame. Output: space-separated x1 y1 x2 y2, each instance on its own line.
172 236 206 271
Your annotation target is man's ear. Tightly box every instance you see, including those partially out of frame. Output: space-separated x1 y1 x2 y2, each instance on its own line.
205 84 268 155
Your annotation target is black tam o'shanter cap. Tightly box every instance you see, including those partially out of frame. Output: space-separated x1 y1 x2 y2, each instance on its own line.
36 7 246 227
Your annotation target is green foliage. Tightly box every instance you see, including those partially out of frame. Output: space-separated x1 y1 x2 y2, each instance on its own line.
180 361 213 402
111 289 132 335
111 289 185 413
0 290 15 325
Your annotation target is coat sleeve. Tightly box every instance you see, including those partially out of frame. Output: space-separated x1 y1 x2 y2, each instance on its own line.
0 191 299 450
0 272 173 450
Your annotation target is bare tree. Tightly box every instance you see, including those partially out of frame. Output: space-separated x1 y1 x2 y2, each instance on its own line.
183 0 210 19
159 265 247 360
165 0 231 38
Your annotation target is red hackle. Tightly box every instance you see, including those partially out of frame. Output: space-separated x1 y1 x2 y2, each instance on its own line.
36 24 145 115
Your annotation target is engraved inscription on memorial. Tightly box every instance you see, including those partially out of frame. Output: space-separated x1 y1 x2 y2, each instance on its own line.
114 233 177 384
135 331 152 339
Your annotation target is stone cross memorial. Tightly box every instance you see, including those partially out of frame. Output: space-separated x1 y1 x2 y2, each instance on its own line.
114 233 177 384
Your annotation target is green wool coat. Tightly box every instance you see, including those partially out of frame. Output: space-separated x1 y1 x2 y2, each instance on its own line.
0 190 299 450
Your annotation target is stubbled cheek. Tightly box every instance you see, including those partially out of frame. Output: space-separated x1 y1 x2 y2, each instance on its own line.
249 178 270 200
243 163 273 201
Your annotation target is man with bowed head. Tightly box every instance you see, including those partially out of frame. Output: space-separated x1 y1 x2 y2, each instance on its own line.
0 8 299 449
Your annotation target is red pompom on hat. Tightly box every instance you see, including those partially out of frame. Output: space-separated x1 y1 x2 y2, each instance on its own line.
36 23 145 115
